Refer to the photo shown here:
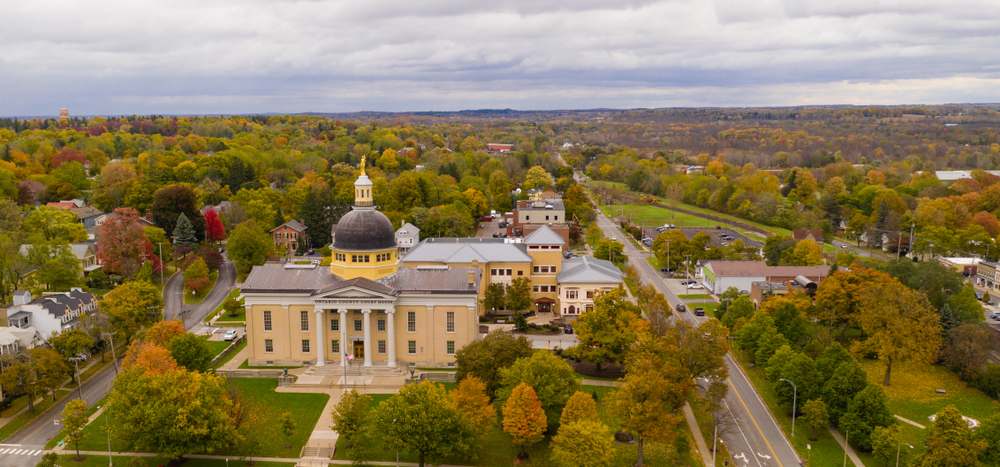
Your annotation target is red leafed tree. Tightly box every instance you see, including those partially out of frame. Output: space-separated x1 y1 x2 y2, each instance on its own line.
97 208 150 279
204 208 227 242
51 148 87 169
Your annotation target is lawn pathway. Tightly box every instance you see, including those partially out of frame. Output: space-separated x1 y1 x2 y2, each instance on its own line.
895 414 927 429
683 402 715 467
828 424 866 467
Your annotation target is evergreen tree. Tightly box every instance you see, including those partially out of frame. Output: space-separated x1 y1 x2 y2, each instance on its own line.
172 213 197 253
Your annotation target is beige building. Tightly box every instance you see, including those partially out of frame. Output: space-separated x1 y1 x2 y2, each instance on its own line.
556 256 624 316
240 159 624 369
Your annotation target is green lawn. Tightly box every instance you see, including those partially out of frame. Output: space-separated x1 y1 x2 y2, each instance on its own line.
238 359 301 370
68 379 328 458
214 338 247 368
57 455 294 467
733 350 859 467
687 391 732 466
334 382 699 467
692 302 719 317
185 271 219 304
680 294 712 299
201 336 233 358
206 289 244 323
599 203 715 229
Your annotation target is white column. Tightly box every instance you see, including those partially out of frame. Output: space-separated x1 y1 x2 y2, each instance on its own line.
386 308 396 368
315 309 326 366
339 310 348 367
362 309 373 367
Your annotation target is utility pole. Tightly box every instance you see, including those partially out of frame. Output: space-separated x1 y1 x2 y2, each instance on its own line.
684 254 692 280
908 222 915 259
157 242 165 285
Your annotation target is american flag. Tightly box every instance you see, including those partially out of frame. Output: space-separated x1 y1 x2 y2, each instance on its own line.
344 352 354 362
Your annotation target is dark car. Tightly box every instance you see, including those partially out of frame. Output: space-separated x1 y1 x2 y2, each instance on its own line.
660 267 675 273
693 307 705 316
676 303 686 313
564 325 574 334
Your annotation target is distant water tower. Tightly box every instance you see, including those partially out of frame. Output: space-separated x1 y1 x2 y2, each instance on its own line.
59 108 69 121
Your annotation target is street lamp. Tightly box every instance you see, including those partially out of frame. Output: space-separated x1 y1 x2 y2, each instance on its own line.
779 378 798 437
896 442 913 467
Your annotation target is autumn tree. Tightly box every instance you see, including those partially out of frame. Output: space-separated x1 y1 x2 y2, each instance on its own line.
524 166 554 190
22 206 87 243
871 425 905 467
611 355 687 467
122 341 180 374
369 381 475 467
942 323 993 386
96 207 150 279
566 287 644 371
331 389 372 447
455 330 533 398
560 391 599 426
103 280 164 343
60 398 89 459
452 376 496 436
280 412 297 449
923 405 986 467
203 207 227 242
107 366 235 461
144 319 186 347
551 420 614 467
496 351 580 429
227 220 272 273
853 277 942 385
184 257 210 293
503 383 547 457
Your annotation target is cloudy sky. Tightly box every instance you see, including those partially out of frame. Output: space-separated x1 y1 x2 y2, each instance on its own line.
3 0 1000 116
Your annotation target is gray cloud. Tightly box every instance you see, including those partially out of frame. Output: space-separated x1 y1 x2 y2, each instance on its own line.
1 0 999 115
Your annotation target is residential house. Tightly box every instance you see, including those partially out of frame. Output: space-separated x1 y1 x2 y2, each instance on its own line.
1 289 96 340
272 220 308 253
395 223 420 255
791 229 824 243
749 276 820 309
19 243 99 276
556 256 623 317
486 143 512 154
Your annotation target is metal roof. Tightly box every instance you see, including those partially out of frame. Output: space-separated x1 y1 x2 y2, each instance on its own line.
272 219 306 232
402 239 532 263
332 208 397 251
380 267 481 294
243 263 482 295
523 225 566 245
557 256 623 284
242 264 341 293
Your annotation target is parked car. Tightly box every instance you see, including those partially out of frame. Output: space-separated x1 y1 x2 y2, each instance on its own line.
680 279 696 285
687 283 704 289
479 223 485 228
223 330 238 341
693 307 705 316
660 267 675 273
611 236 617 241
676 303 686 313
564 325 574 334
991 311 1000 320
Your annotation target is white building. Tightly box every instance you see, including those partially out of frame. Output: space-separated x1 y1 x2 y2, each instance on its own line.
556 256 624 317
395 223 420 255
3 289 97 340
700 261 831 295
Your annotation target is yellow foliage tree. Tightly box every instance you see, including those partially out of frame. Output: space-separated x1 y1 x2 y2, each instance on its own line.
502 383 547 455
560 391 599 426
452 376 496 436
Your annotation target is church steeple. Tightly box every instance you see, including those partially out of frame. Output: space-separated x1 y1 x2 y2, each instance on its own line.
354 155 374 208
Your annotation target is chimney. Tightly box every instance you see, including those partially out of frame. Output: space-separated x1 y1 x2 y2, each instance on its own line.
300 219 305 228
467 270 475 287
145 209 152 220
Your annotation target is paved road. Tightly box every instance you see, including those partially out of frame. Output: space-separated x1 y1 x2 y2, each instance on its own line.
595 211 800 467
0 258 237 466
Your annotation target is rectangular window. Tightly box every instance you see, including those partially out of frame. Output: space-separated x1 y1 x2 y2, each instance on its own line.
302 339 310 353
377 319 386 332
506 269 512 275
533 285 539 292
407 311 416 332
301 310 309 332
517 270 523 276
354 319 362 332
378 340 386 354
551 266 556 273
352 255 358 263
265 339 273 353
331 318 339 331
331 340 340 353
263 310 272 331
567 290 578 299
408 340 417 355
364 255 370 263
586 291 594 299
545 215 549 220
555 215 558 220
491 268 497 276
447 341 455 355
534 266 539 273
446 312 455 333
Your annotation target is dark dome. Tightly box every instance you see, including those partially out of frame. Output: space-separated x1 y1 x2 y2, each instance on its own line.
333 208 397 251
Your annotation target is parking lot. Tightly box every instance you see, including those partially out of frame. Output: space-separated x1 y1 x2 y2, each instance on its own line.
477 218 507 238
642 226 763 249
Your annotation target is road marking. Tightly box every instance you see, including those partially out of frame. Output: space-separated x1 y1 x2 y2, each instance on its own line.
0 444 20 447
729 377 782 467
735 452 749 464
758 452 772 459
723 399 764 467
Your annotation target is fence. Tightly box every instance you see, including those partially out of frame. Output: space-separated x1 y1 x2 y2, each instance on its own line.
215 369 287 378
211 334 246 367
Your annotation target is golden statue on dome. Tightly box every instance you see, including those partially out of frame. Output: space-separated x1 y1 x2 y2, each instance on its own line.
360 155 366 176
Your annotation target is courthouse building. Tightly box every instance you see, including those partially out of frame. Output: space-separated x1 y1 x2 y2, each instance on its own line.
240 161 622 370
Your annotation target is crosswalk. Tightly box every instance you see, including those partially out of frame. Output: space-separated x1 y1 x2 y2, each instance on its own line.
0 447 44 456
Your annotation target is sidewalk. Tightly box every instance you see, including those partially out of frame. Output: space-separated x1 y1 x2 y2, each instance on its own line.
829 424 866 467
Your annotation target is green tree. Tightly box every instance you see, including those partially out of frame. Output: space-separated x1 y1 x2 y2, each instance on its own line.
227 220 273 272
152 184 205 239
822 359 870 424
838 385 895 451
551 420 614 467
772 302 807 345
331 389 373 447
505 277 532 313
815 342 853 382
947 286 985 324
481 282 506 314
107 367 235 461
800 399 829 440
566 288 642 371
503 383 547 456
60 398 89 459
974 412 1000 466
172 212 197 254
103 280 163 343
23 205 87 243
167 333 215 373
25 241 84 291
36 452 59 467
923 405 986 467
871 424 904 467
455 330 533 398
48 329 94 382
369 381 475 467
280 412 297 449
984 290 993 304
488 170 513 211
524 166 554 190
594 238 625 266
496 351 580 430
